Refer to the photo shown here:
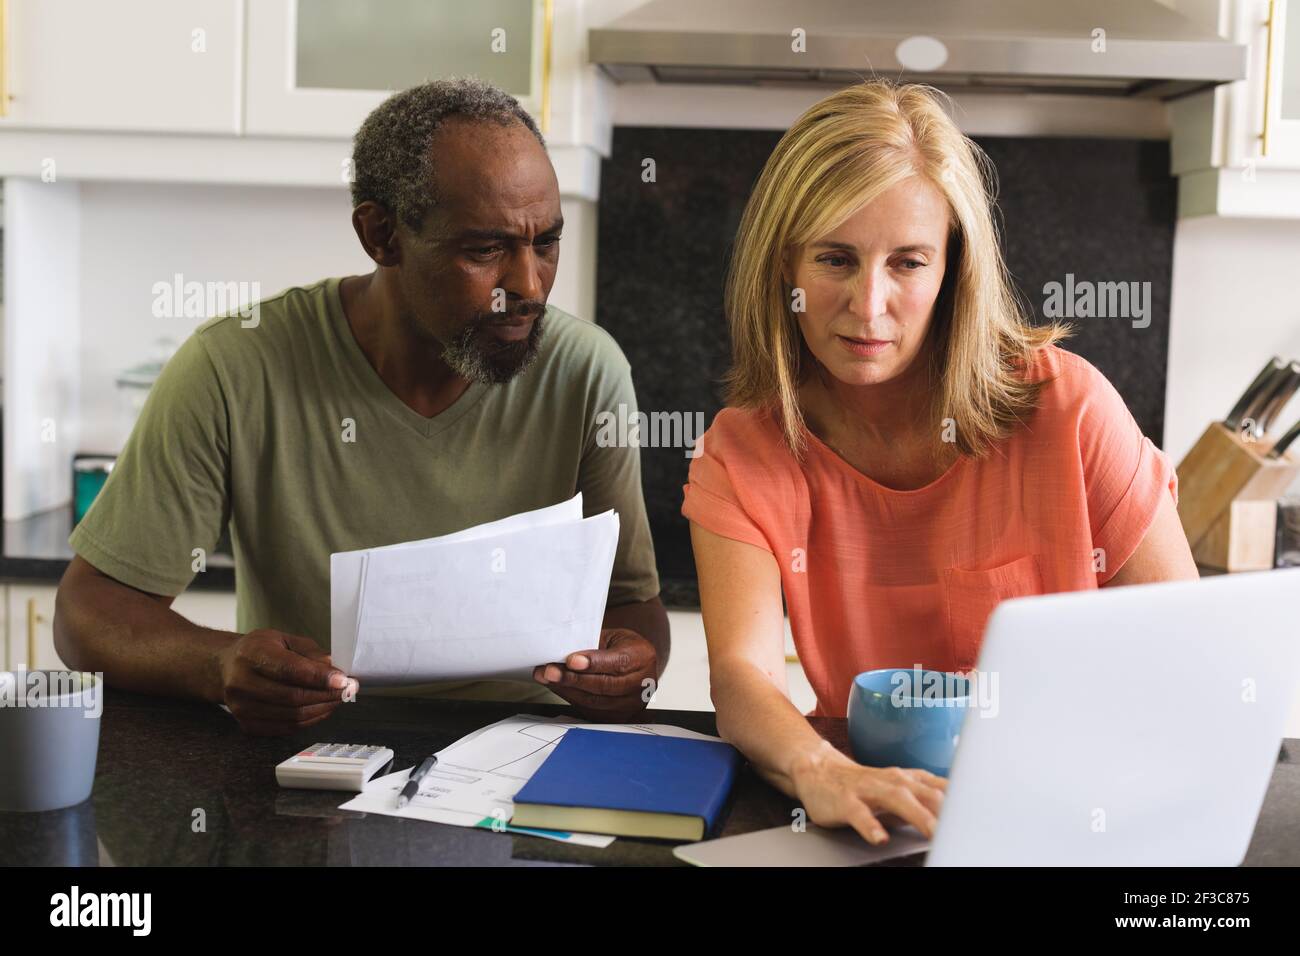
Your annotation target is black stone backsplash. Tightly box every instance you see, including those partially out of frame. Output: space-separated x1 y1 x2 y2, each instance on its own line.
594 127 1176 599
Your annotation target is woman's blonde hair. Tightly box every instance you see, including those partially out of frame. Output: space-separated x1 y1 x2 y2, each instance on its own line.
723 79 1069 459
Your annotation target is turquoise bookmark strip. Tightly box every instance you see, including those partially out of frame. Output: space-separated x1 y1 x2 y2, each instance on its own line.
473 816 574 839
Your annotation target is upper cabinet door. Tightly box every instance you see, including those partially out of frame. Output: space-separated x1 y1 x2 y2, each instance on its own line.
1224 0 1300 169
0 0 242 133
1262 0 1300 162
245 0 548 138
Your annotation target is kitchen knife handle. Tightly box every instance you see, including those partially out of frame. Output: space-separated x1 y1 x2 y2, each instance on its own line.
1251 362 1300 438
1225 356 1287 432
1269 418 1300 459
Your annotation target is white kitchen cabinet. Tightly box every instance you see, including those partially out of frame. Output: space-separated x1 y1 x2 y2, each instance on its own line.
0 0 243 134
650 609 816 715
1238 0 1300 167
0 0 607 194
245 0 550 138
1171 0 1300 215
1 582 237 671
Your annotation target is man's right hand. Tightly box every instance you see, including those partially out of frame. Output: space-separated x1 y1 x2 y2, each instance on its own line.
215 629 358 736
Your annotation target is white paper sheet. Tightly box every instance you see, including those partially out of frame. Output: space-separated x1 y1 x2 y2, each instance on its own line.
330 495 586 676
338 765 616 847
330 494 620 684
338 714 722 846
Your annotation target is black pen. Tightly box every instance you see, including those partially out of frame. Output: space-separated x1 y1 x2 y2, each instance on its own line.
396 755 438 808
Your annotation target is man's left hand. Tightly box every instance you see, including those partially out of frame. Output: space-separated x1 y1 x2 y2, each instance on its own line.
532 628 658 721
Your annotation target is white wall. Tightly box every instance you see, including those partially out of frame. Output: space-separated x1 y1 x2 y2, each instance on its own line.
72 181 369 453
1165 216 1300 477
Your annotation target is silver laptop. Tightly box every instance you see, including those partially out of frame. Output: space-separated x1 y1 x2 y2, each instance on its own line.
926 567 1300 866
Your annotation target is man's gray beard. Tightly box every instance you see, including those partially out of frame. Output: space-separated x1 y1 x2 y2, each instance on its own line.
443 312 546 385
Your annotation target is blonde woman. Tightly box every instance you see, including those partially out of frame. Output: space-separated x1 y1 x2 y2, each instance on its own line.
682 81 1197 847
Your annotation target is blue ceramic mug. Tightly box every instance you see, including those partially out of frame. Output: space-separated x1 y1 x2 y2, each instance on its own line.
847 667 972 777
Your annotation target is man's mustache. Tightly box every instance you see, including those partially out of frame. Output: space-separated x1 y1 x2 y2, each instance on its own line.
479 301 546 325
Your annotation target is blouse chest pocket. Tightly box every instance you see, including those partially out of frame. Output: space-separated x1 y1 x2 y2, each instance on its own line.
941 554 1044 671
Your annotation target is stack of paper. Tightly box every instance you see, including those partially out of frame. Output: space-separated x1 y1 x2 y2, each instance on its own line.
338 714 724 847
330 494 619 684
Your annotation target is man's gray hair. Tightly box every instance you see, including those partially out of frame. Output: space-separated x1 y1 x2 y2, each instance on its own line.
350 77 545 232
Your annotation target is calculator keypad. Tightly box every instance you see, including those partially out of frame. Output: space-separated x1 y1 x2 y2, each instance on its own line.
298 743 386 761
277 743 394 791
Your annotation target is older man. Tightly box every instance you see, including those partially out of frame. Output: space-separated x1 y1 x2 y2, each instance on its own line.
54 79 668 735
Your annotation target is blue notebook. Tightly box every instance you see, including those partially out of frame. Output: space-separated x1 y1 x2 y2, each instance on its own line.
510 728 743 841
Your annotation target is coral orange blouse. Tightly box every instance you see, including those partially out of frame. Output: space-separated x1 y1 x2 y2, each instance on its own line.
681 346 1177 718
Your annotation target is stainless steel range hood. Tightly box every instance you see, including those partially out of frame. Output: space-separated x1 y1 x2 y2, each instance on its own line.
589 0 1247 99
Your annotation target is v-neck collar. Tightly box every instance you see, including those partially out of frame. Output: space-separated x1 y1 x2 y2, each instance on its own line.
324 275 490 440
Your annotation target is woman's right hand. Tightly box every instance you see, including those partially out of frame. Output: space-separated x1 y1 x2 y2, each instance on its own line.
789 742 948 845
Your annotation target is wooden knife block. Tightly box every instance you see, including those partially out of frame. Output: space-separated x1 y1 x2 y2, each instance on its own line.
1175 423 1300 571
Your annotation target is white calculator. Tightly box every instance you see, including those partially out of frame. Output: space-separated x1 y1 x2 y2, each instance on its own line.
275 743 395 791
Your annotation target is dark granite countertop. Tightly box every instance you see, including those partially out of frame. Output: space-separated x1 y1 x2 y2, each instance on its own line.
2 690 1296 866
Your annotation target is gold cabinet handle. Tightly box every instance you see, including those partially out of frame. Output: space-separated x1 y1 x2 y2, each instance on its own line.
0 0 9 119
27 598 47 670
540 0 554 134
1261 0 1278 157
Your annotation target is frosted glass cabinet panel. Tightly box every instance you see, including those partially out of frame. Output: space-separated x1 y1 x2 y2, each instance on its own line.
246 0 548 138
1282 0 1300 122
295 0 534 96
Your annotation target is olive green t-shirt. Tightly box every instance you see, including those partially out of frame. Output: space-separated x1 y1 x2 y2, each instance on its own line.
69 276 660 703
